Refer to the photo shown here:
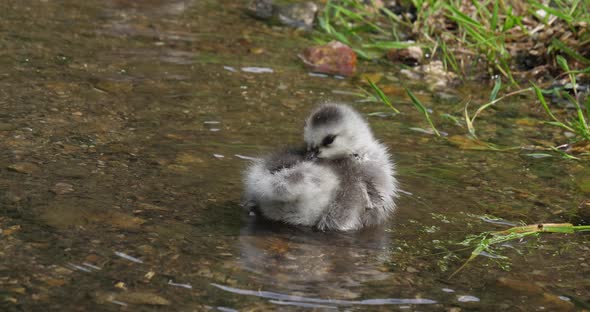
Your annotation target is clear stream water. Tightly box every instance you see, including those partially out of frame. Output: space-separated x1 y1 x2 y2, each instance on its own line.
0 1 588 311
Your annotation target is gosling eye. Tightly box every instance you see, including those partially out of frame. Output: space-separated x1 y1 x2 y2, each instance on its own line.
322 135 337 147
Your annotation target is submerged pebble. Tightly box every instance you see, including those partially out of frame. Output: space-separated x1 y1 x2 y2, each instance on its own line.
276 2 318 30
247 0 317 30
114 251 144 264
400 60 458 91
82 263 101 270
7 162 40 174
0 123 17 131
175 153 204 165
67 263 92 273
168 280 193 289
40 205 145 230
95 291 170 306
457 295 480 302
308 72 329 78
50 182 74 195
300 41 357 76
247 0 274 20
387 46 423 65
241 67 274 73
234 154 259 161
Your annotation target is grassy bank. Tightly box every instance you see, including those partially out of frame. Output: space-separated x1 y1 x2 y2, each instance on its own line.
313 0 590 155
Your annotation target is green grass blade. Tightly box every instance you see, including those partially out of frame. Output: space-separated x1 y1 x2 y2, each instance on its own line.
532 83 574 131
490 76 502 101
353 48 371 60
441 113 462 127
556 55 570 72
365 78 400 114
550 146 580 160
464 101 476 137
573 225 590 232
491 0 499 30
333 4 387 35
332 30 351 45
406 88 440 136
530 2 573 23
556 55 579 98
445 4 484 30
362 41 417 50
561 92 590 136
552 39 590 65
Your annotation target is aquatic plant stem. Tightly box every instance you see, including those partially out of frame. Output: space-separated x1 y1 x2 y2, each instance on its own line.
450 223 590 279
465 87 533 138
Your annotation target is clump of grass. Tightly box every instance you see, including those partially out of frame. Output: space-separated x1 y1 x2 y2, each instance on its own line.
316 0 413 59
315 1 590 148
450 222 590 278
442 3 517 83
533 56 590 143
315 0 590 82
356 79 442 135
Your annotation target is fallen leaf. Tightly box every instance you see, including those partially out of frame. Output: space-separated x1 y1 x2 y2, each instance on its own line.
117 291 170 305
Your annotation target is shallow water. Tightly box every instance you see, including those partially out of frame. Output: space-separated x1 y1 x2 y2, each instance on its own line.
0 0 588 311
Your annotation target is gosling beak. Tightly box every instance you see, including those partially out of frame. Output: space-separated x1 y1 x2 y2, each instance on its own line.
306 146 319 160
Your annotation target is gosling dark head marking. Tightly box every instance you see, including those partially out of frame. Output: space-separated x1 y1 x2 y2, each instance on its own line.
310 105 343 128
322 135 337 147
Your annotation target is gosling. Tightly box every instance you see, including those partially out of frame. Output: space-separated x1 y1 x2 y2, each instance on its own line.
243 103 398 231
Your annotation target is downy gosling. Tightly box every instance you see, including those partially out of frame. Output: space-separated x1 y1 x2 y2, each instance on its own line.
243 103 398 231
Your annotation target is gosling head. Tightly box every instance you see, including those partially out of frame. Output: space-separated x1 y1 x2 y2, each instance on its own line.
304 103 375 159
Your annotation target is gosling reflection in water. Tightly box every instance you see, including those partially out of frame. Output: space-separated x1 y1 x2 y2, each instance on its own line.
237 216 392 299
